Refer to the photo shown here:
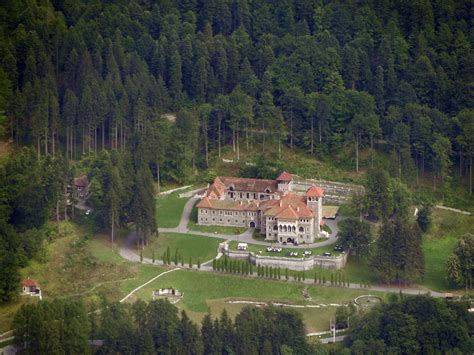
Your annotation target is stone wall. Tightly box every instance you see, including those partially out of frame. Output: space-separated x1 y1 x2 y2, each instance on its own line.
222 246 348 271
293 178 364 204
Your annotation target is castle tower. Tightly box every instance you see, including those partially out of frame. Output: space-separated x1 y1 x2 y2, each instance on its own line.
305 186 324 234
276 171 293 192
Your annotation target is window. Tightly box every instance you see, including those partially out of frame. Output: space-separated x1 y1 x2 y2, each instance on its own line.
273 225 278 231
246 193 249 198
299 227 304 232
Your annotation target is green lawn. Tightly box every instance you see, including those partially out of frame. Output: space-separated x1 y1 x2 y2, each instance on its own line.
227 240 340 257
125 268 390 332
156 191 190 228
286 258 374 285
421 209 474 291
142 233 224 263
187 201 246 234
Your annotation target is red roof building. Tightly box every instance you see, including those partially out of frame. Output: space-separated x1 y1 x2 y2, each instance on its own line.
21 278 41 297
306 186 324 198
196 173 326 243
276 171 293 182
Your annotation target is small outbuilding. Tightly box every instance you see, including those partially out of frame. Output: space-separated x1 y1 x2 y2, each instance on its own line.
21 278 41 299
74 175 90 199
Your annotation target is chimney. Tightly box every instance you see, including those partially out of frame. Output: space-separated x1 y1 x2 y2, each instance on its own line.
297 206 300 212
279 200 282 207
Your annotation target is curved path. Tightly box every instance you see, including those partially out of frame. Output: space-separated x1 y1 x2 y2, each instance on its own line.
158 196 340 249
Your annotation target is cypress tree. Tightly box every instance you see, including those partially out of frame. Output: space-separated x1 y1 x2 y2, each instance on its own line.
213 259 217 270
152 250 155 263
189 257 192 268
285 268 289 280
197 259 201 269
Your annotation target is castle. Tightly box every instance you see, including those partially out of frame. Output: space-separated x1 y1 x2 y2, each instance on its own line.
196 172 324 244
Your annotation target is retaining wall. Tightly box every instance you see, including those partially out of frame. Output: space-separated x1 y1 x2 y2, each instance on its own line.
222 247 348 271
293 178 364 204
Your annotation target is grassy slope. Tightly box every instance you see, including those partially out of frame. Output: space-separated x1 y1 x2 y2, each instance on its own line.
156 192 189 228
421 209 474 291
142 233 224 262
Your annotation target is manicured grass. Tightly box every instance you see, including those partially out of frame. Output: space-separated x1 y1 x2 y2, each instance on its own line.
187 201 246 234
227 240 340 257
421 209 474 291
119 265 167 296
126 268 390 332
156 191 190 228
288 258 374 285
142 233 224 263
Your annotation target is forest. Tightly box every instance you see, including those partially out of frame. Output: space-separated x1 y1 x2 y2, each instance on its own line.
11 295 474 354
0 0 473 351
0 0 473 191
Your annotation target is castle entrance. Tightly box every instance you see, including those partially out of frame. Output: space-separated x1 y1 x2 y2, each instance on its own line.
249 221 255 228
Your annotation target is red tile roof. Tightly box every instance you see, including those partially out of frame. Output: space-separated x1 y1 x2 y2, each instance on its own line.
275 206 299 219
196 197 213 208
21 279 38 287
74 175 88 187
276 171 293 182
217 176 278 193
261 193 314 219
306 186 324 198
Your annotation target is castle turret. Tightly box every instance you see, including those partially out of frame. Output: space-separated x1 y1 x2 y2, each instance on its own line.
276 171 293 192
305 186 324 234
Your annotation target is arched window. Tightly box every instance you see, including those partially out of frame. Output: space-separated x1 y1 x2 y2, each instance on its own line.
273 225 278 231
283 225 287 232
299 226 304 232
265 188 271 194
